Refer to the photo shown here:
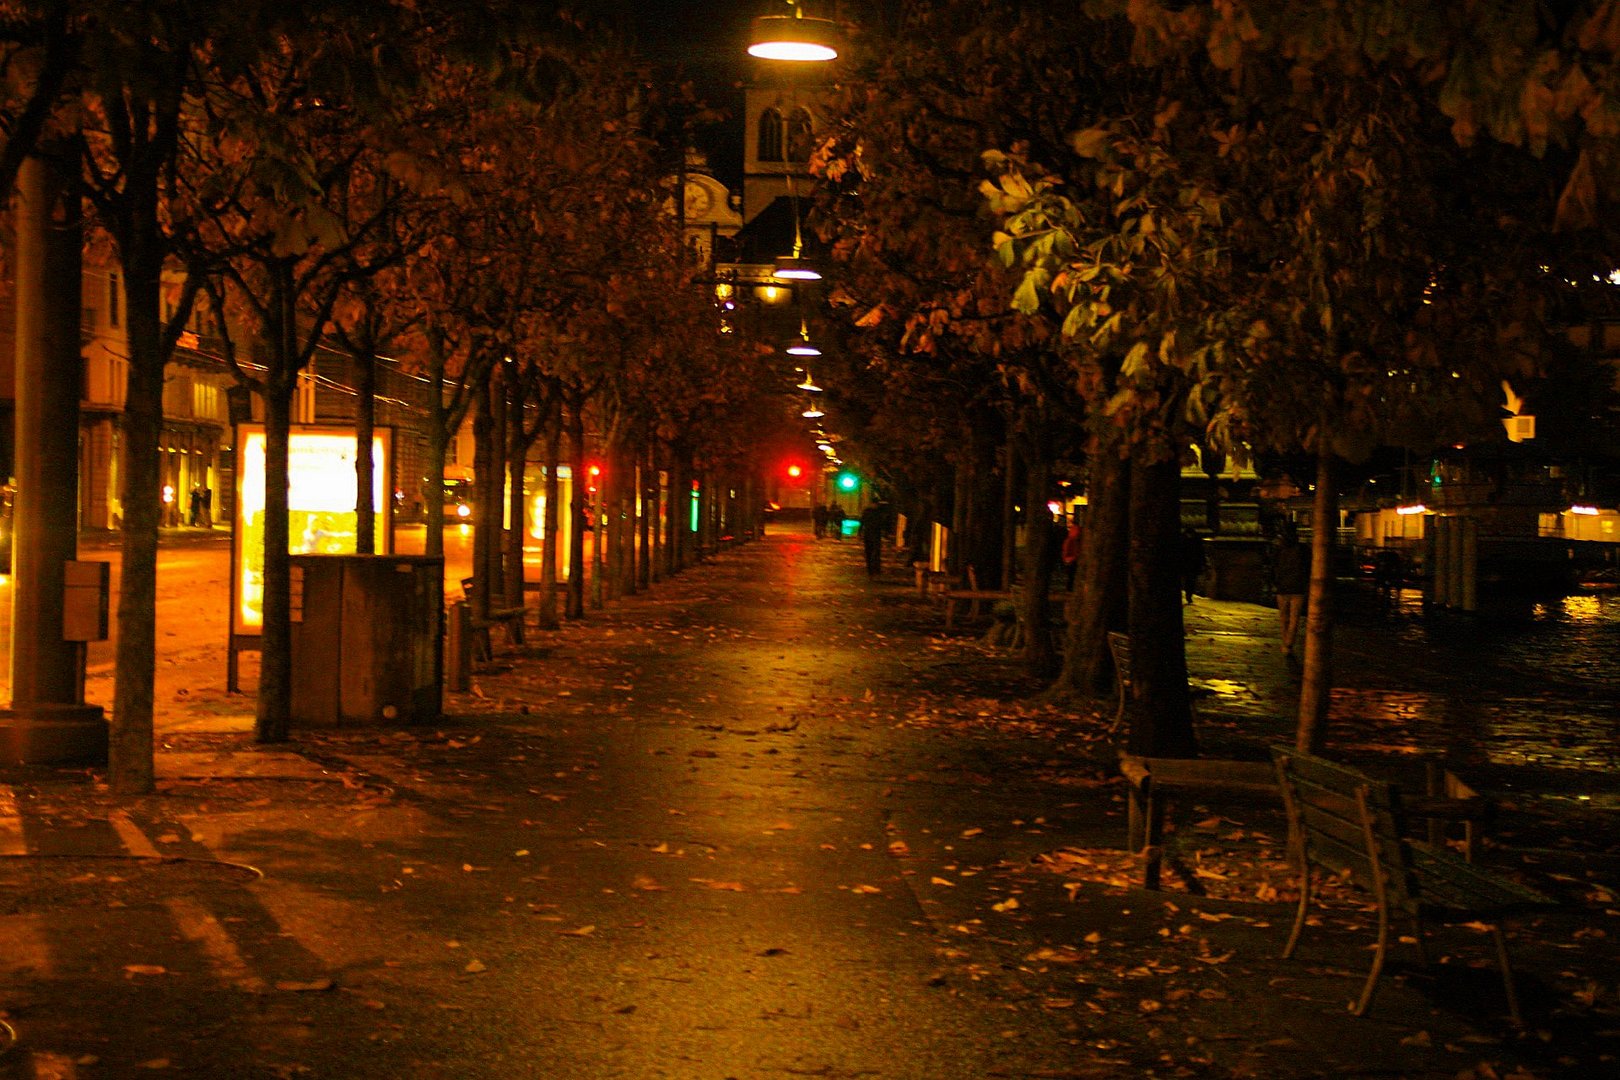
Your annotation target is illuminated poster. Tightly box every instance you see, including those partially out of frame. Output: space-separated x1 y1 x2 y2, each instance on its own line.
233 425 392 635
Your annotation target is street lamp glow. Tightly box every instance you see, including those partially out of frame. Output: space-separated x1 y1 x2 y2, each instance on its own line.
771 256 822 281
748 13 839 62
801 405 825 419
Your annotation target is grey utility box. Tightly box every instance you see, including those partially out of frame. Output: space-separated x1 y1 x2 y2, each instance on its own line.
288 554 444 727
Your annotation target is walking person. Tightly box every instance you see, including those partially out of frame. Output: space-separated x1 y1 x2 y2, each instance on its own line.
1060 518 1082 591
812 503 828 539
859 501 887 578
1273 526 1308 658
1179 526 1206 604
828 504 846 541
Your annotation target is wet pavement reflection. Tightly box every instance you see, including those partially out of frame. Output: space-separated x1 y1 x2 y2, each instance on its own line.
1187 588 1620 806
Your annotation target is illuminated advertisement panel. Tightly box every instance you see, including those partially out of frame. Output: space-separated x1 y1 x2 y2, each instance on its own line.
232 425 392 636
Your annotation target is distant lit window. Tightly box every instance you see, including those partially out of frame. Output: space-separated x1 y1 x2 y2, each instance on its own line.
758 107 784 162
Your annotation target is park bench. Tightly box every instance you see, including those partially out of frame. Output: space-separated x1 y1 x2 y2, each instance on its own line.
1119 753 1280 890
1271 747 1555 1023
942 567 1009 629
460 577 527 661
912 561 950 597
1105 631 1202 740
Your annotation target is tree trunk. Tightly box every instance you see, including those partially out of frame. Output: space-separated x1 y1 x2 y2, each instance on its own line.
423 336 451 561
486 366 507 600
469 371 496 622
1123 454 1196 758
256 376 294 743
354 348 377 555
537 417 562 630
1295 449 1338 753
641 437 657 588
566 401 587 619
504 377 529 616
1020 437 1059 679
1054 431 1129 699
1000 443 1018 588
109 177 164 793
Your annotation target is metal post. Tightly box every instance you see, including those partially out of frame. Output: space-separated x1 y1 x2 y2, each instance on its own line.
446 600 471 692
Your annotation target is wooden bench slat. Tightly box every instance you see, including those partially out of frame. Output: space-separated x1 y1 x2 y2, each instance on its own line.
1273 747 1555 1023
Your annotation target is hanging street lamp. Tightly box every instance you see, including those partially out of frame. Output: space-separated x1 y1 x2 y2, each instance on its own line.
748 2 839 62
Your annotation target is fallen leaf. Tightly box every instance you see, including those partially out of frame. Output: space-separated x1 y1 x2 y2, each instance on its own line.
559 925 596 937
706 881 746 892
463 960 487 974
274 978 334 992
631 875 665 891
852 884 882 895
960 828 984 839
124 964 167 976
1399 1030 1431 1047
930 876 956 887
991 897 1020 913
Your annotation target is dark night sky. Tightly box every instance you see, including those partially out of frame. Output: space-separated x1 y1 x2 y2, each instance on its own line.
621 1 755 186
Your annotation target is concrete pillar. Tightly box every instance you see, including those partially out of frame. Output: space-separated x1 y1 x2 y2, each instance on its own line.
1 152 108 765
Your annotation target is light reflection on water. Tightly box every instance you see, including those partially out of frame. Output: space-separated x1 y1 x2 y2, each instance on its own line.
1325 591 1620 806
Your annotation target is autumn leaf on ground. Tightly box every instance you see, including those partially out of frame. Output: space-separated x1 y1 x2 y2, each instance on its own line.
852 884 882 894
960 828 984 839
631 875 665 891
462 960 487 974
124 965 167 976
558 925 596 937
275 978 335 991
703 880 746 891
991 897 1020 912
930 876 956 887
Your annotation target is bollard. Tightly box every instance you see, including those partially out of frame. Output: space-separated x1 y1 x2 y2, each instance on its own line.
446 600 471 692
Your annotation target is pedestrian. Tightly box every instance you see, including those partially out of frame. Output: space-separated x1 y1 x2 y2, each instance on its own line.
1060 518 1082 591
1179 526 1207 604
1273 526 1308 657
200 486 213 529
828 503 846 541
859 501 887 578
812 503 828 539
188 485 203 527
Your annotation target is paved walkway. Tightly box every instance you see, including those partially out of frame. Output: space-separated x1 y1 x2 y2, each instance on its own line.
2 527 1616 1078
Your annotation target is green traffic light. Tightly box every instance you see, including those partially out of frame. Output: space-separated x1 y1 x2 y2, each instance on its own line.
837 471 859 492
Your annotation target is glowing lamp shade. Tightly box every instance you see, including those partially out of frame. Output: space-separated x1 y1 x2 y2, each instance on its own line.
787 342 821 357
801 406 825 419
748 14 839 61
772 256 822 281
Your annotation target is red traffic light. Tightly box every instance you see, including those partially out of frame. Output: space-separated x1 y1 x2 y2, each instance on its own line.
787 463 803 479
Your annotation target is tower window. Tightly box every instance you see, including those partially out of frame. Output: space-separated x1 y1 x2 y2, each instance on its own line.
758 107 784 162
786 108 814 163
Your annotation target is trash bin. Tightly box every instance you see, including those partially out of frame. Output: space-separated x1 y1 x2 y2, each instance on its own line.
288 554 444 727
